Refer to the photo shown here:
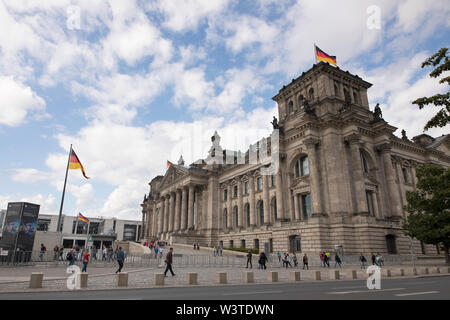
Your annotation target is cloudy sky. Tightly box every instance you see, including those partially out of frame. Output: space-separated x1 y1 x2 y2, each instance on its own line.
0 0 449 220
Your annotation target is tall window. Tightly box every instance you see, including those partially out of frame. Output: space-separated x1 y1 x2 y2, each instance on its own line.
288 101 294 114
361 151 369 174
233 185 238 198
366 191 375 216
257 177 262 191
334 83 340 97
234 206 238 227
224 189 227 201
298 95 304 107
272 197 277 220
353 91 360 105
258 201 264 225
271 174 276 187
244 181 249 195
402 168 409 184
295 156 309 178
309 88 314 101
245 203 250 226
301 194 311 219
223 209 227 228
386 235 397 254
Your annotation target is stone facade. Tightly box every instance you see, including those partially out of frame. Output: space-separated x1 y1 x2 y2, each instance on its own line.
141 62 450 256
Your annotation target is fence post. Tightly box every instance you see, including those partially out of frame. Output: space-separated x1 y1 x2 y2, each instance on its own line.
187 273 198 285
216 272 227 284
116 272 128 287
29 273 44 288
154 273 165 286
267 271 278 282
312 271 321 280
243 271 254 283
80 273 88 288
290 271 301 281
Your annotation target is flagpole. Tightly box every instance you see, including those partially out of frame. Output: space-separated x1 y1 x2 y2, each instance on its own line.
57 144 72 245
314 43 318 64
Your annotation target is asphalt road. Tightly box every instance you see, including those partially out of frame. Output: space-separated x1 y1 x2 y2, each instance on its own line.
0 275 449 300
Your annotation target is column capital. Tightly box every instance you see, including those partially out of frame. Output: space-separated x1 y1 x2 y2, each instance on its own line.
303 137 320 148
376 142 391 153
344 133 361 145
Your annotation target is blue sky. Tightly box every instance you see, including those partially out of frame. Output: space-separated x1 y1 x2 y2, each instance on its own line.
0 0 449 220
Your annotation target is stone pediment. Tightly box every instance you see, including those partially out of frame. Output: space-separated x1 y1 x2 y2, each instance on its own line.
159 165 189 190
290 176 310 191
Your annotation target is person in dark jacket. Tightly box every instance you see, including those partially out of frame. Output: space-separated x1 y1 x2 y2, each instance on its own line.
115 247 125 273
246 251 252 269
258 252 268 269
164 248 175 277
371 253 376 265
302 253 309 270
334 254 342 268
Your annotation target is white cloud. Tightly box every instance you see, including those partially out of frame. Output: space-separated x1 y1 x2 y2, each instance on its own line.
0 76 47 127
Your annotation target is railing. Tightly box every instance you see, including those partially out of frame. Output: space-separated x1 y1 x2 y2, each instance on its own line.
0 250 404 267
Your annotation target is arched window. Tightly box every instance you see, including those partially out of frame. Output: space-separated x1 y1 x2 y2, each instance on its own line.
258 201 264 225
298 95 304 107
288 101 294 114
309 88 314 101
245 203 250 226
386 235 397 254
294 156 309 178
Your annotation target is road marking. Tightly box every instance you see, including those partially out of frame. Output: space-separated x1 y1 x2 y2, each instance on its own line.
331 286 366 290
328 288 405 295
395 291 439 297
403 281 436 285
222 290 283 296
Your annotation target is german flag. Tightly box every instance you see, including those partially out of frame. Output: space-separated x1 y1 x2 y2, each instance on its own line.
315 45 337 66
77 213 89 224
69 148 89 179
167 160 173 169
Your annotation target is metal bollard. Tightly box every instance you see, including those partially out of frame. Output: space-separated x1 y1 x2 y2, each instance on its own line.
267 271 278 282
29 273 44 289
116 272 128 287
187 273 198 285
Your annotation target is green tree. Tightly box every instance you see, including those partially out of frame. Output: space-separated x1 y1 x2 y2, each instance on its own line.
403 165 450 265
412 48 450 131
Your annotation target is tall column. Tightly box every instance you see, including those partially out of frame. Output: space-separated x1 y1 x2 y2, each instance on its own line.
159 198 164 234
164 196 169 233
275 170 285 221
201 186 208 230
293 193 300 220
395 161 407 210
237 179 243 228
174 189 181 231
181 187 187 231
249 175 256 226
263 174 270 225
304 137 323 215
188 185 195 229
345 134 368 215
141 210 146 240
378 144 403 219
227 184 232 229
169 192 176 232
152 203 157 237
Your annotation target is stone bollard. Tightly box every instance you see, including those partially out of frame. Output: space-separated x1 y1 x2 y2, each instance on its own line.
410 268 418 276
382 269 391 277
80 273 88 288
312 271 321 281
267 271 278 282
116 272 128 287
421 267 429 275
216 272 227 284
243 271 254 283
443 267 450 274
290 271 301 282
329 270 340 280
431 267 440 274
29 273 44 289
154 273 165 286
187 273 198 285
351 270 358 280
399 269 405 276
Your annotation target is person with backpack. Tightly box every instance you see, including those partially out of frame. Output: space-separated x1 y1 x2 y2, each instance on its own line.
82 249 90 272
334 254 342 268
246 250 253 269
115 247 125 273
359 253 367 269
67 247 76 266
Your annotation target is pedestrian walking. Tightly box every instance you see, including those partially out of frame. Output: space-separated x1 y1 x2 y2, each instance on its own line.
102 246 107 261
371 253 376 265
320 251 325 267
292 253 298 267
82 249 90 272
302 253 309 270
286 253 293 268
53 245 59 260
213 247 217 257
159 247 164 259
68 247 76 266
246 250 253 269
334 254 342 268
115 247 125 273
324 251 330 267
375 253 383 268
164 248 176 277
59 245 64 261
39 244 46 262
359 253 367 269
282 253 288 268
154 246 159 259
219 246 223 256
277 251 282 263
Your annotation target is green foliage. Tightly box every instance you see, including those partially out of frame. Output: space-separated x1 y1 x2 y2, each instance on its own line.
412 48 450 130
221 247 259 254
403 165 450 263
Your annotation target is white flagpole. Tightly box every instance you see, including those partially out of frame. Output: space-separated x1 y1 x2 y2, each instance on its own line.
314 43 318 64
